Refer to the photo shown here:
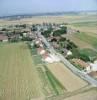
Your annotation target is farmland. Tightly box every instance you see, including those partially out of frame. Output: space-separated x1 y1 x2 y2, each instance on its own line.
0 14 97 26
67 20 97 49
0 43 44 100
0 43 67 100
73 32 97 49
64 89 97 100
47 62 88 92
0 14 97 100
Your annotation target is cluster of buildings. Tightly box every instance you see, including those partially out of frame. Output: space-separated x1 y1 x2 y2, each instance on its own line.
72 58 97 77
33 37 60 63
0 34 8 42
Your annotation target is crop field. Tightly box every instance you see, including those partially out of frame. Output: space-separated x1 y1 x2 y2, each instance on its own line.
47 62 88 92
0 14 97 26
74 32 97 49
64 16 97 50
70 21 97 34
0 43 44 100
64 89 97 100
30 47 66 96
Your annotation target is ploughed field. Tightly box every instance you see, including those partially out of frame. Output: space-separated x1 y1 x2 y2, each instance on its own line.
0 43 43 100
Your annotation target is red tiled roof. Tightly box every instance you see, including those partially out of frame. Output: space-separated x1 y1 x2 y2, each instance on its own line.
0 34 8 40
88 71 97 77
42 52 49 59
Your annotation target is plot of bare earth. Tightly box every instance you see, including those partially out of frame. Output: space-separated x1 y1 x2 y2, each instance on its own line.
47 62 88 92
64 89 97 100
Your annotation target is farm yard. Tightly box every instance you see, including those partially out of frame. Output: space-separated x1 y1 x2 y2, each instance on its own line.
0 43 44 100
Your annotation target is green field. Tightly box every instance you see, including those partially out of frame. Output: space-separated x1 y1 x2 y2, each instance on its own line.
71 21 97 27
75 32 97 49
0 43 43 100
79 48 97 61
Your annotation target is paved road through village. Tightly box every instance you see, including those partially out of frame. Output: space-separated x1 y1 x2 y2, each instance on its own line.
36 29 97 87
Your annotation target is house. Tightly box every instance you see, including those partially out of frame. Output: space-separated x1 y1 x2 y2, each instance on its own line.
67 50 72 56
72 58 89 69
23 33 27 37
42 53 60 63
35 39 41 44
86 62 97 73
88 71 97 77
42 53 54 63
63 49 72 56
35 38 43 47
49 54 60 62
37 47 46 55
0 34 8 42
52 42 60 49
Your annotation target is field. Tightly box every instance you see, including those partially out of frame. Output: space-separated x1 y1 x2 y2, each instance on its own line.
47 62 87 92
70 21 97 34
0 43 44 100
74 32 97 49
0 14 97 99
30 46 66 96
0 14 97 26
64 89 97 100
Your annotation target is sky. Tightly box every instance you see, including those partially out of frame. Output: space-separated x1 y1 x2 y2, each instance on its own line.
0 0 97 16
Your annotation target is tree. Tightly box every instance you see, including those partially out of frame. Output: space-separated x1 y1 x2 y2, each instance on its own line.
79 54 90 62
59 37 66 42
41 29 52 38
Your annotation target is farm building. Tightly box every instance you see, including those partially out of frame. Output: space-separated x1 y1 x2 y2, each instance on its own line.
37 47 46 55
86 61 97 73
42 53 54 63
0 34 8 42
63 49 72 56
88 71 97 77
72 58 89 69
42 53 60 63
34 38 43 47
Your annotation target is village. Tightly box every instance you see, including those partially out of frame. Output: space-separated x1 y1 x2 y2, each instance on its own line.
0 23 97 79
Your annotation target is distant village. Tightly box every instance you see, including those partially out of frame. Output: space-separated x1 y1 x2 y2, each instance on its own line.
0 23 97 78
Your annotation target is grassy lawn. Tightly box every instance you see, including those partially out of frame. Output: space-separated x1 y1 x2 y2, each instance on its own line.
0 42 43 100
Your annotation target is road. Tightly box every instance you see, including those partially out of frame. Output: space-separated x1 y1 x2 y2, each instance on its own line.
36 28 97 87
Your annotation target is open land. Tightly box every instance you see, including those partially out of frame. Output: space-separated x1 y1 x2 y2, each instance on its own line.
67 20 97 50
64 89 97 100
47 62 88 92
0 14 97 100
0 43 44 100
0 14 97 26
